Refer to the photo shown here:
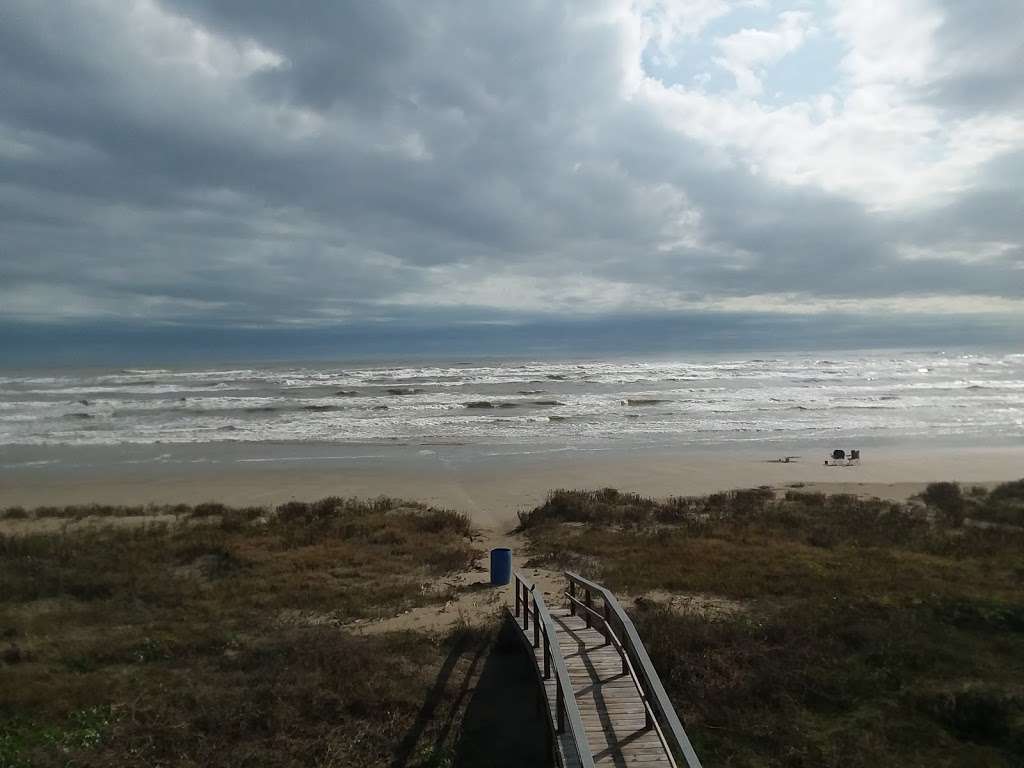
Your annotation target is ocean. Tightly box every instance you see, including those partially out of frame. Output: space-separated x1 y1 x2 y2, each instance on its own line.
1 350 1021 467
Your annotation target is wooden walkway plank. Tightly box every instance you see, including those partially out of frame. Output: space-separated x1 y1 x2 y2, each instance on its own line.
512 571 698 768
546 606 675 768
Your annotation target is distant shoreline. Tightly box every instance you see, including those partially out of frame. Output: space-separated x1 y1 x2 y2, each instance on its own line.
4 443 1023 528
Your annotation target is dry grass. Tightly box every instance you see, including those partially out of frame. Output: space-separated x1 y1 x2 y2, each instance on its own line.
520 483 1024 767
0 497 487 767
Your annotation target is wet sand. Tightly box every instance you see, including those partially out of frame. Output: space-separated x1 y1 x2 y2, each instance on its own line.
2 444 1022 527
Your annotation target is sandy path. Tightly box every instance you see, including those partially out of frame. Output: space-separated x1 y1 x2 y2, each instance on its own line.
347 522 568 636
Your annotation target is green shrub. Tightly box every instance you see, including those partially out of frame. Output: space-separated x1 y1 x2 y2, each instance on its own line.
189 502 228 518
989 480 1024 502
922 482 965 526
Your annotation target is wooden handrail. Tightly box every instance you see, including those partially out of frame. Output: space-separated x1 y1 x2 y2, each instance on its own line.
565 571 704 768
513 570 596 768
565 590 671 762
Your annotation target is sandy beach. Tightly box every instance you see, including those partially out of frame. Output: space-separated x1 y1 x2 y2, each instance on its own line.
3 443 1022 527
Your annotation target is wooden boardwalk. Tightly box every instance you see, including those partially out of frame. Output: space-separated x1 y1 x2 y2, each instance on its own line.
515 607 674 767
511 571 703 768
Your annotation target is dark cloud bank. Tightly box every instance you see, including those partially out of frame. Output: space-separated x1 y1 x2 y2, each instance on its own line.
0 1 1021 364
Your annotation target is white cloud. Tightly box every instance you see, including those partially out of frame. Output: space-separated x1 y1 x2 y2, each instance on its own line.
898 241 1020 264
636 1 1024 210
385 267 1024 316
712 10 816 96
634 0 763 53
114 0 286 80
832 0 941 89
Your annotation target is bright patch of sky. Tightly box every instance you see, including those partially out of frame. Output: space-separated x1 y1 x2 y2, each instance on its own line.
761 20 843 106
640 0 839 105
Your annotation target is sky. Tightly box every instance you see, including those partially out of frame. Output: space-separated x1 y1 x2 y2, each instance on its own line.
1 0 1022 362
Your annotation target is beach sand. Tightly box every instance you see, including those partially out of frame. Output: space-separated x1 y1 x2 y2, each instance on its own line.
3 443 1022 635
3 444 1021 527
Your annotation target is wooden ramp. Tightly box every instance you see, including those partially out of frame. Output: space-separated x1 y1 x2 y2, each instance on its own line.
510 571 704 768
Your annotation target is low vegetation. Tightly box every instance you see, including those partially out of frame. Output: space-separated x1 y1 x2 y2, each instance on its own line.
520 482 1024 767
5 480 1022 766
0 497 486 767
921 479 1024 528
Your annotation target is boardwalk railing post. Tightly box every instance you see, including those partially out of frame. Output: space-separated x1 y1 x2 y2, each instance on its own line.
603 601 611 645
543 628 551 679
569 579 576 615
523 585 530 632
556 678 565 733
585 589 592 628
515 575 521 618
533 596 541 649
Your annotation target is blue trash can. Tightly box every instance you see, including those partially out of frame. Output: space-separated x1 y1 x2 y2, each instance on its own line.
490 547 512 586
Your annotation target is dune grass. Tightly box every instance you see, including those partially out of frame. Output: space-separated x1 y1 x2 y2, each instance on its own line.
0 497 484 767
921 479 1024 528
519 483 1024 767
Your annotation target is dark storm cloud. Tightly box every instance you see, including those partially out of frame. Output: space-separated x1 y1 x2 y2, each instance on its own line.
0 0 1021 339
926 0 1024 112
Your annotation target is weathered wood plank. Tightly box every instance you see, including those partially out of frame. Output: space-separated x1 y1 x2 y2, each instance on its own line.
518 581 677 768
565 572 704 768
540 601 674 767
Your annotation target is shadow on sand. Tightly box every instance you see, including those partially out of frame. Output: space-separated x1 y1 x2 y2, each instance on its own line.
453 615 550 767
390 614 549 767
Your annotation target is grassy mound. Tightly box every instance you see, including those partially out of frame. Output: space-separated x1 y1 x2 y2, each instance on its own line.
0 497 480 767
521 484 1024 767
